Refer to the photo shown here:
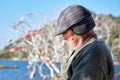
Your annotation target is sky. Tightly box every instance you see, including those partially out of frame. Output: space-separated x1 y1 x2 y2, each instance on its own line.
0 0 120 50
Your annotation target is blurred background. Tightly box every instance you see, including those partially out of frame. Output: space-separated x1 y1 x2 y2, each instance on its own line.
0 0 120 80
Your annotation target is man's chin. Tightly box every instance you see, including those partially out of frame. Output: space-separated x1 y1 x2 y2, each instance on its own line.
68 46 76 50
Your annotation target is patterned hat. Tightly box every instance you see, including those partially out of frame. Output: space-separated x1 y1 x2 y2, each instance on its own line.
54 5 95 36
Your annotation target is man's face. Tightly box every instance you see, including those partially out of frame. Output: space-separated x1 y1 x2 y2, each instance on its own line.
62 29 77 49
62 29 73 40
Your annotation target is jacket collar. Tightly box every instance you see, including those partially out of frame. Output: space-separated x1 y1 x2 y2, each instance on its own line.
66 34 98 69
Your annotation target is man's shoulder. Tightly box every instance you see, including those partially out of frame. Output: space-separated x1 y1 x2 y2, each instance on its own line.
73 40 107 62
83 39 106 52
80 40 104 52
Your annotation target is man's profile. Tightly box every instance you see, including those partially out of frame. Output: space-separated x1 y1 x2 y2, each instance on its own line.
54 5 114 80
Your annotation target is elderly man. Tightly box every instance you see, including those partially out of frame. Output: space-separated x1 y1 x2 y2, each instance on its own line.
54 5 114 80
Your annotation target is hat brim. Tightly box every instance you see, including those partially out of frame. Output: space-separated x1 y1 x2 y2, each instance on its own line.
54 25 70 36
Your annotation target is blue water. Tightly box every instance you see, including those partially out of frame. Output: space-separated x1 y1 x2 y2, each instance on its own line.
0 60 120 80
0 60 53 80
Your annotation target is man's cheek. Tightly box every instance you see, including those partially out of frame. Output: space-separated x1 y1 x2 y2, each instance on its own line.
67 39 75 49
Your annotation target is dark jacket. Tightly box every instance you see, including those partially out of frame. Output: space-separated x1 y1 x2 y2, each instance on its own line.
67 35 114 80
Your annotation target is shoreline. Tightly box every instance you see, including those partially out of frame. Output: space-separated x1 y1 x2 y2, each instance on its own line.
0 58 42 63
0 58 28 61
0 59 119 65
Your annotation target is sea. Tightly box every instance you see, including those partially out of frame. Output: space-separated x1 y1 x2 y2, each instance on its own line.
0 59 120 80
